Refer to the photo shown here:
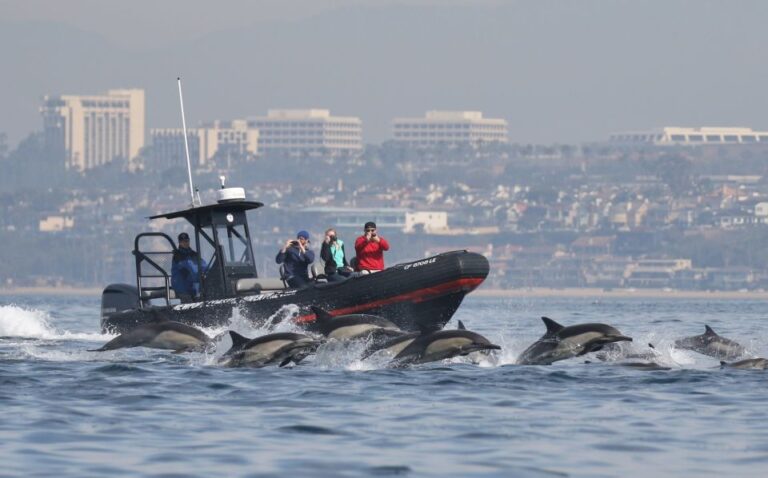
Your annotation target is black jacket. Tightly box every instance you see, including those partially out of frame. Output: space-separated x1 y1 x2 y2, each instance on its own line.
320 240 349 275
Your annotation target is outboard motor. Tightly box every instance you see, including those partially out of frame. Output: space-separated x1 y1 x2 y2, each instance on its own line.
101 283 140 325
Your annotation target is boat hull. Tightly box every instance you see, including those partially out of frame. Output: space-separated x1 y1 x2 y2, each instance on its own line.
101 250 489 334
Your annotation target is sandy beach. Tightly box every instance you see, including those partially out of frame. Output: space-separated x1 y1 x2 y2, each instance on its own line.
2 285 768 300
0 286 103 297
474 287 768 300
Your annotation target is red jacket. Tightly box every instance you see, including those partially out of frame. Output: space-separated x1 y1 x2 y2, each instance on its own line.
354 235 390 271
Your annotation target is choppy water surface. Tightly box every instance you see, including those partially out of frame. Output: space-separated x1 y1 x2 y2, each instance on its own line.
1 295 767 477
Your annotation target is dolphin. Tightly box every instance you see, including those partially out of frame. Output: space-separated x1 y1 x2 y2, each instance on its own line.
362 320 469 361
720 358 768 370
390 322 500 366
617 362 671 371
89 320 212 353
674 325 746 360
595 342 660 362
517 317 633 365
584 359 671 371
310 306 406 343
219 331 319 368
361 332 420 360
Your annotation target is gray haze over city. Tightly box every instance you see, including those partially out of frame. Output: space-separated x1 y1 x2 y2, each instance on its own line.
2 0 768 145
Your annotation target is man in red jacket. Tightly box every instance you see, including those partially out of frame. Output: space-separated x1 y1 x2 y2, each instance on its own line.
354 221 390 273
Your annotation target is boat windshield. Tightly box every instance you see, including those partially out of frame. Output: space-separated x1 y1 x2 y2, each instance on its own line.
215 223 253 266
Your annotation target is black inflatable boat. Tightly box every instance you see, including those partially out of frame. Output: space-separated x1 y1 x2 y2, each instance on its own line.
100 186 489 334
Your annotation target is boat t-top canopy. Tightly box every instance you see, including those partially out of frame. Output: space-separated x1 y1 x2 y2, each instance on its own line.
135 193 265 302
148 201 264 221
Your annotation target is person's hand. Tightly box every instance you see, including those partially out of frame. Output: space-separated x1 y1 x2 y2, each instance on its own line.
365 231 372 241
283 239 294 251
372 234 380 243
325 234 331 244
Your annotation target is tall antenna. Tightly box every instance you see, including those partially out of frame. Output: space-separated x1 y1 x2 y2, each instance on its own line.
177 77 197 207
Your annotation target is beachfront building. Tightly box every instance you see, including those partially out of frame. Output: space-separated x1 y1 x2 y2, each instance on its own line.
392 111 508 147
610 127 768 146
248 109 363 157
150 120 258 170
300 207 449 234
624 258 693 288
41 89 145 171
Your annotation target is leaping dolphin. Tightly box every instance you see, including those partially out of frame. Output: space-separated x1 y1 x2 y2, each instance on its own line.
362 320 475 362
89 321 212 353
219 331 319 368
361 332 420 360
674 325 746 360
720 358 767 370
389 321 501 366
517 317 632 365
310 306 406 343
595 342 660 362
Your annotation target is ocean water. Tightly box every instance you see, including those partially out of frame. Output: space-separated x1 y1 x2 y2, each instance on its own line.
1 294 767 477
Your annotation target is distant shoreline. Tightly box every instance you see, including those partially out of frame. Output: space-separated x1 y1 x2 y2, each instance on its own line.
0 286 102 297
474 287 768 300
2 285 768 300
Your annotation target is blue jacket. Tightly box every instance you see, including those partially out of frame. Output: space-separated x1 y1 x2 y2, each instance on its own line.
171 247 201 296
276 245 314 281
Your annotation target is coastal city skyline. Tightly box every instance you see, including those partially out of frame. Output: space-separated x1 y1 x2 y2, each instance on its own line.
22 84 768 172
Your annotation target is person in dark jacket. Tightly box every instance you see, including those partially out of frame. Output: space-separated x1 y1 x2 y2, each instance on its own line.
171 232 202 302
276 230 315 288
320 228 351 282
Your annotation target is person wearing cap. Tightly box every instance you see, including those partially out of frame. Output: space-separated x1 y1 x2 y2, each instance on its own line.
276 230 315 288
171 232 202 302
354 221 390 273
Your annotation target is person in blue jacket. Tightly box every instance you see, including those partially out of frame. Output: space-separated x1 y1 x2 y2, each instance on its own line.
276 230 315 288
171 232 202 302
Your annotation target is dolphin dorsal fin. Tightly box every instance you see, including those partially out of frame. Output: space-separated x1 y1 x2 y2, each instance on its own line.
310 306 333 324
228 331 251 348
704 325 718 336
541 317 564 336
457 320 466 330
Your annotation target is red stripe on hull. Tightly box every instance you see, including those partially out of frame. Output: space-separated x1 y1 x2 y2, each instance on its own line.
294 277 484 324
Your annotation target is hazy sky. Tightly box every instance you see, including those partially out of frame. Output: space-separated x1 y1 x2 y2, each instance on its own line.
1 0 767 146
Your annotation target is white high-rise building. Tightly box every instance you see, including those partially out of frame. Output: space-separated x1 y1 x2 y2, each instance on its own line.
150 120 259 170
248 109 362 157
41 89 145 171
392 111 508 146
